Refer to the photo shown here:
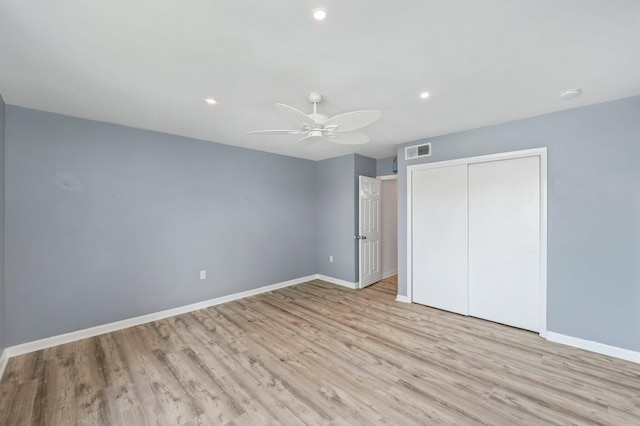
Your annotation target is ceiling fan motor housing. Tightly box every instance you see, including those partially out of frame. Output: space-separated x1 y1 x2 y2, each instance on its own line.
308 92 323 103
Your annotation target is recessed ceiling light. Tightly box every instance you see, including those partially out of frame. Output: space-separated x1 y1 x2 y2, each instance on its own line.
420 92 430 99
204 98 217 105
558 89 581 100
312 8 328 21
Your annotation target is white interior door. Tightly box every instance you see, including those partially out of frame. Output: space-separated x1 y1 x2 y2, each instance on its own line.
468 156 541 331
412 165 469 315
359 176 381 288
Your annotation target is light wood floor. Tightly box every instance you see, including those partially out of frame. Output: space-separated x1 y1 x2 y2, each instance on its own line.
1 276 639 425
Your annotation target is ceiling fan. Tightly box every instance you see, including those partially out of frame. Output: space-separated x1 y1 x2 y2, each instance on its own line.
248 92 381 147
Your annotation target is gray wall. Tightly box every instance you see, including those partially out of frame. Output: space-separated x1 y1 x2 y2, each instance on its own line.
398 95 640 352
5 106 317 346
316 154 375 283
0 96 5 354
376 156 397 177
316 155 357 282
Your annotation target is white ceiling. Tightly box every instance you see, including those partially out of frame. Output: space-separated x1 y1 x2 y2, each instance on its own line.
1 1 639 161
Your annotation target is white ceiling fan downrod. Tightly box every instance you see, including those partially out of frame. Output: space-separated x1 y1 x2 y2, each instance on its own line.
307 92 328 125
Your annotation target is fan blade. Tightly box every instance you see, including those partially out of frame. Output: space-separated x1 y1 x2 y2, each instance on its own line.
324 110 381 132
296 134 323 148
247 129 300 135
275 103 318 129
328 131 370 145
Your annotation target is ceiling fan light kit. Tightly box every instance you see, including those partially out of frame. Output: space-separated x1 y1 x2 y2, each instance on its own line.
249 92 381 147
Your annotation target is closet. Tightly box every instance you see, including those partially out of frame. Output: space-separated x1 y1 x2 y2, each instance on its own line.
409 149 545 333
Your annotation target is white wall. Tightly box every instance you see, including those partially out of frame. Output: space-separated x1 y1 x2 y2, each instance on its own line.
381 179 397 277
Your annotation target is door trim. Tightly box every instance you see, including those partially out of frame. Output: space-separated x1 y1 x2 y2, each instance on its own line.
377 175 398 181
406 148 548 337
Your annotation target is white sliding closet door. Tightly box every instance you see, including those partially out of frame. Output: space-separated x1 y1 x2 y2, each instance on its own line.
468 156 541 332
412 165 469 315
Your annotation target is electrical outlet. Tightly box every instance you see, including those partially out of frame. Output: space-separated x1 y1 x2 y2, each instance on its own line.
200 270 206 280
329 256 333 263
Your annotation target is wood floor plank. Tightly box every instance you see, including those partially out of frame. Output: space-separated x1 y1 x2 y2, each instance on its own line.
1 349 45 386
1 275 639 425
35 354 76 424
1 379 39 425
164 349 244 424
120 400 171 426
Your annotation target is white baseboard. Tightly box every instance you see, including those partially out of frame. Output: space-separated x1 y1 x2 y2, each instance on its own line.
315 274 359 289
546 332 640 364
5 275 316 359
395 295 411 303
0 349 8 381
382 270 398 279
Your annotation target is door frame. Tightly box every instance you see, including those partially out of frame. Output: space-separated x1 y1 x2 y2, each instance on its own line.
406 147 548 337
377 175 398 279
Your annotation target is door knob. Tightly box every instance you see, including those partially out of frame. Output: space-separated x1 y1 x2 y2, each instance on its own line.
355 236 367 240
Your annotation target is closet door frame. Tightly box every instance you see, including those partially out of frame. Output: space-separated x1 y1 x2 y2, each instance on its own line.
406 147 548 337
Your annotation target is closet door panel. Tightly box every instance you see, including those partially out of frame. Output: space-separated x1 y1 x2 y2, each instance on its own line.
468 156 541 331
412 165 469 315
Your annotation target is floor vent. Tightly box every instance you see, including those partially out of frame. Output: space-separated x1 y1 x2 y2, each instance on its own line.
405 143 431 160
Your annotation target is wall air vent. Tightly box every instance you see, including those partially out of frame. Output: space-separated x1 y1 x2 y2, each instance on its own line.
405 143 431 160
